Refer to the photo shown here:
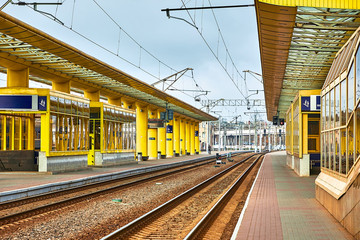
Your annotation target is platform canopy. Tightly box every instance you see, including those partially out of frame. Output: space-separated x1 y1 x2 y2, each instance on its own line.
255 0 360 120
0 11 217 122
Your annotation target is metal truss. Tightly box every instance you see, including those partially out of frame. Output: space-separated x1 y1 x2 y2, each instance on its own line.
200 99 265 109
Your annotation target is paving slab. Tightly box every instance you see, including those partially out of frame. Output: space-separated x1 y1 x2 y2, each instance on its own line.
233 151 354 240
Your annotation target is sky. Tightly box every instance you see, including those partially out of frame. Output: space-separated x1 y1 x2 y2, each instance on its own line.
1 0 265 122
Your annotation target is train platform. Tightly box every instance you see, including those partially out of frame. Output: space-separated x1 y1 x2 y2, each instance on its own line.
232 151 354 240
0 150 234 202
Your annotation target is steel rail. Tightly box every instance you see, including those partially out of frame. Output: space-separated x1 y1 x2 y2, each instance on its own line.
184 154 264 239
0 153 242 211
100 153 259 240
0 154 245 227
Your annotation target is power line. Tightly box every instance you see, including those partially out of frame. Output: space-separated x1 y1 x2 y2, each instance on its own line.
19 1 206 100
177 0 248 99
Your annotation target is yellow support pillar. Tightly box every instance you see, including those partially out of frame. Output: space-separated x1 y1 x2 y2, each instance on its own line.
136 103 148 160
28 116 35 150
190 121 195 155
148 110 157 160
166 120 174 158
180 118 186 155
195 122 200 154
173 116 180 156
40 112 50 156
108 98 121 106
7 68 29 88
157 110 166 158
52 81 71 93
185 120 190 155
84 90 100 102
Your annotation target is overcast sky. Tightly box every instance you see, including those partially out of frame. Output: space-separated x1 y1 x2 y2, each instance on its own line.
1 0 265 122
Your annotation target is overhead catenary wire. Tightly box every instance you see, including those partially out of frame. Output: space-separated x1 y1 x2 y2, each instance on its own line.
178 0 248 99
22 0 206 100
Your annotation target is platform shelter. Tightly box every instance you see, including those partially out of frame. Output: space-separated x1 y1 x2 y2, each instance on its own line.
0 12 217 173
255 0 360 238
285 89 321 176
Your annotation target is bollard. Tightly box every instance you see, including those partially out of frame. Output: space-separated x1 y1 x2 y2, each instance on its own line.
137 152 142 161
173 150 176 157
157 151 161 159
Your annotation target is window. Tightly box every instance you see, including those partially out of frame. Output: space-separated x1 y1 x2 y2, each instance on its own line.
347 117 354 173
335 84 340 127
340 129 346 174
348 64 355 119
330 88 334 129
356 48 360 100
341 79 347 126
308 121 319 135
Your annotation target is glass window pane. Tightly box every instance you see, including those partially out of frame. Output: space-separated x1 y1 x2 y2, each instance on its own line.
51 114 57 151
347 117 354 173
322 96 325 130
324 133 329 168
308 121 319 135
325 93 329 130
335 84 340 127
50 96 58 112
341 129 346 174
330 88 334 129
335 130 340 172
22 117 28 150
329 131 334 169
357 49 360 100
356 102 360 163
348 64 355 118
14 117 20 150
341 80 347 126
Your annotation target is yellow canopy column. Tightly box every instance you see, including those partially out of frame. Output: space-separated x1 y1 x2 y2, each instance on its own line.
173 116 180 156
136 103 148 160
195 122 200 154
7 68 29 88
180 118 186 155
52 81 71 93
185 120 190 155
166 119 174 158
190 121 195 155
157 110 166 158
148 110 157 160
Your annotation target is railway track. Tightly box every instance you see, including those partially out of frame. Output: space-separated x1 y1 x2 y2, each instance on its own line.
0 152 249 228
101 153 263 240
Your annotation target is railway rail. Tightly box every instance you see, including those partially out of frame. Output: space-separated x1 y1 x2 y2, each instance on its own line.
101 153 263 240
0 152 249 228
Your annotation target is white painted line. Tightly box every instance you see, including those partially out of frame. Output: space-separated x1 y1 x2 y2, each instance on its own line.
230 155 266 240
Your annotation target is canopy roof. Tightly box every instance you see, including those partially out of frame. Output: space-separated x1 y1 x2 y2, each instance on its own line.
255 0 360 120
0 11 217 122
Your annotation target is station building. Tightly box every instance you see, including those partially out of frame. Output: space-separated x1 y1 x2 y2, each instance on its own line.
0 12 217 173
255 0 360 238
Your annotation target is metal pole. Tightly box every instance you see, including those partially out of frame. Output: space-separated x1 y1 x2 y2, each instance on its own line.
268 125 271 151
218 117 221 151
259 121 262 152
254 115 257 153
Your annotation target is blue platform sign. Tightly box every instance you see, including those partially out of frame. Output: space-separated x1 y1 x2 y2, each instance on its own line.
301 96 311 111
166 125 173 133
0 95 47 111
38 96 47 111
301 95 320 112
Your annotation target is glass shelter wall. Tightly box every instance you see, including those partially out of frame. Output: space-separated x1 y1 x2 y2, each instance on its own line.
49 92 90 153
321 45 360 176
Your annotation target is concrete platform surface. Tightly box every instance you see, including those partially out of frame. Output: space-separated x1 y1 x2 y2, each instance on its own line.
232 151 354 240
0 151 236 201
